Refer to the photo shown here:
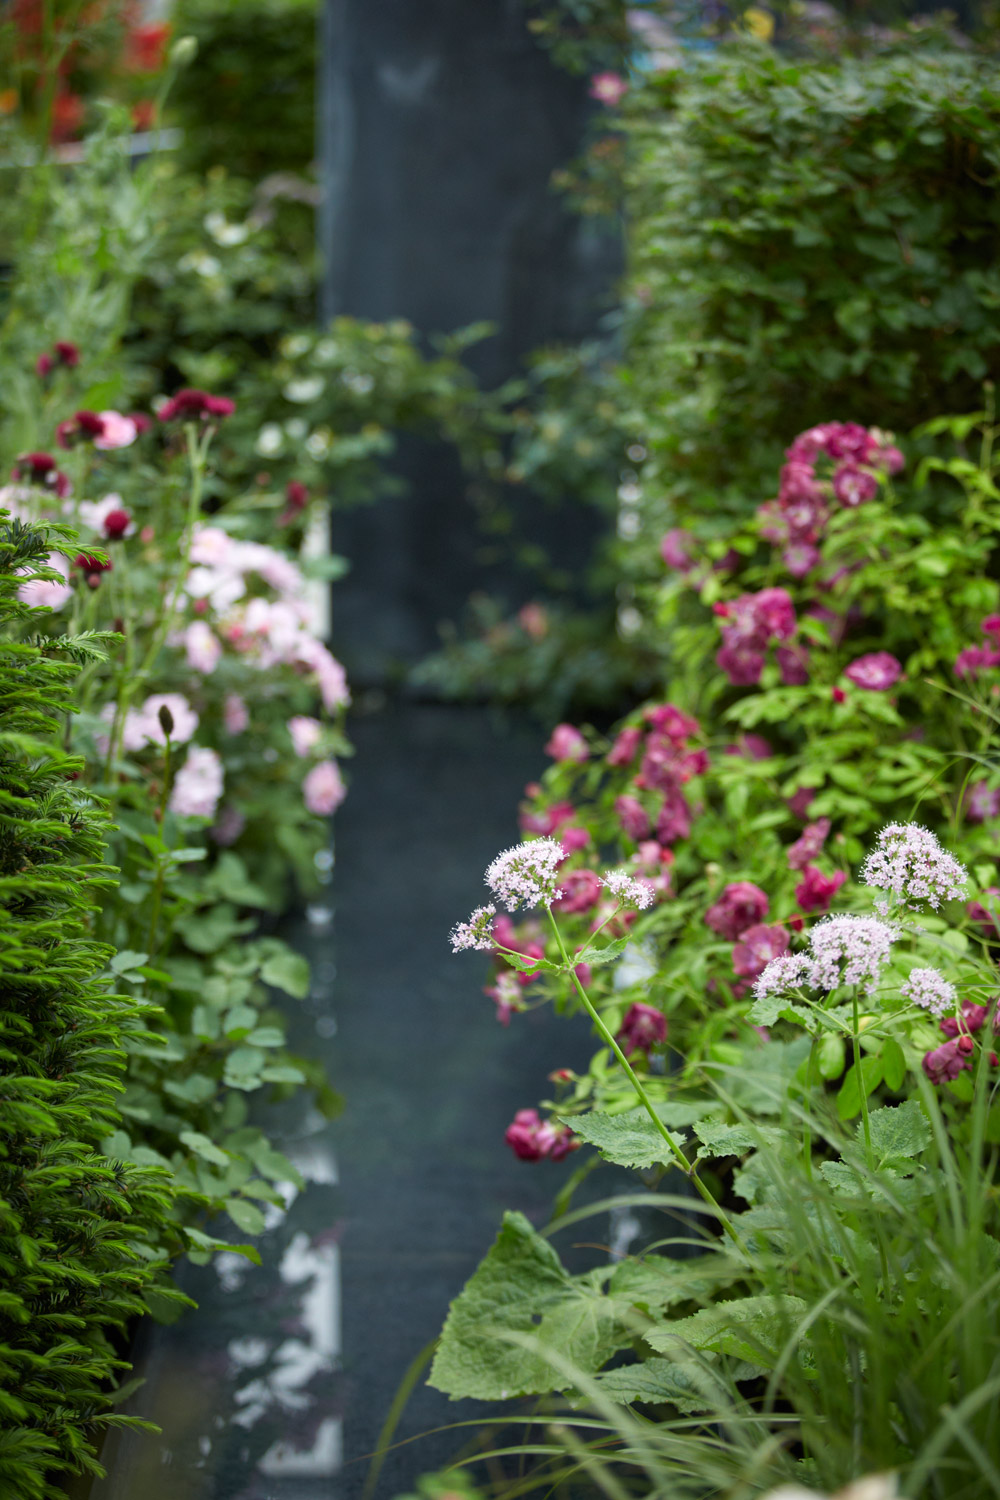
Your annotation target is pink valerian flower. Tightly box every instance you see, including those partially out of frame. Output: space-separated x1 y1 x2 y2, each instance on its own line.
954 644 1000 678
901 967 957 1019
795 865 847 914
659 528 696 572
169 746 224 819
922 1038 970 1085
733 924 790 981
93 410 138 450
288 715 322 757
589 71 628 106
158 388 236 422
485 838 564 911
787 818 832 870
544 722 589 762
303 759 346 815
607 724 643 766
860 822 968 911
752 952 817 1002
485 971 524 1025
224 693 249 735
211 805 246 846
504 1109 580 1162
17 552 72 610
450 904 498 953
601 869 655 909
616 1002 667 1056
553 869 603 914
832 463 879 508
705 881 769 941
183 619 222 674
964 781 1000 823
843 652 902 691
615 794 651 841
808 914 898 994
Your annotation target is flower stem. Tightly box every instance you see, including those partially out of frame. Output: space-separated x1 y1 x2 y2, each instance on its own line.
545 907 746 1254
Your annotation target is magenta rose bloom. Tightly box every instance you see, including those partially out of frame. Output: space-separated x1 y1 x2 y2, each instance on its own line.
795 864 847 914
732 924 790 980
544 723 589 762
553 868 603 915
659 528 696 571
607 724 643 766
616 1002 667 1057
705 881 770 941
832 463 878 508
964 781 1000 823
655 785 691 845
615 794 651 841
843 652 902 691
786 818 831 870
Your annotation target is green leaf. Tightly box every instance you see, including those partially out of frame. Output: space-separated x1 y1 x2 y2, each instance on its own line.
110 949 150 975
179 1131 231 1168
428 1212 628 1400
645 1294 809 1369
817 1033 845 1081
693 1120 782 1160
499 949 552 974
862 1101 931 1168
748 993 813 1028
225 1197 267 1236
246 1026 285 1048
881 1036 906 1092
562 1108 685 1169
583 936 631 968
594 1357 719 1411
836 1055 884 1120
260 948 311 999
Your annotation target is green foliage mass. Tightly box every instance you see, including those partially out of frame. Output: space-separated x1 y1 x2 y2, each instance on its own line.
0 519 184 1495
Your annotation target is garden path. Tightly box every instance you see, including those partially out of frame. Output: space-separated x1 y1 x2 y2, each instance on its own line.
92 701 603 1500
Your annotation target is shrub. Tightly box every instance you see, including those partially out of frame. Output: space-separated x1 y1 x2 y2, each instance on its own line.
0 517 186 1495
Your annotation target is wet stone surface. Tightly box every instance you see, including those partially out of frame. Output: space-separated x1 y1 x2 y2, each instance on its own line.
94 704 611 1500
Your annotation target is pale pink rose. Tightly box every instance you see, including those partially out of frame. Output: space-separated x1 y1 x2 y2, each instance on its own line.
97 701 150 756
169 745 224 819
288 715 322 757
189 525 238 568
303 759 346 815
94 411 138 450
184 563 246 614
18 552 72 610
295 637 350 710
140 692 199 746
183 619 222 674
224 693 249 735
590 71 628 106
238 540 305 598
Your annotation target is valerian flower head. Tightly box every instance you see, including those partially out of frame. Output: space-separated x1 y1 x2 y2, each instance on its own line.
752 952 818 1001
601 868 655 910
485 837 564 911
901 967 957 1019
860 822 968 911
809 914 898 994
450 904 497 953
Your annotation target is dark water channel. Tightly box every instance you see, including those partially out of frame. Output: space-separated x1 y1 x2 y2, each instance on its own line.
92 702 627 1500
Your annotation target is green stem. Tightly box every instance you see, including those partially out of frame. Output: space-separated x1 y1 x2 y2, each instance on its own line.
545 907 746 1254
146 737 173 957
852 990 891 1292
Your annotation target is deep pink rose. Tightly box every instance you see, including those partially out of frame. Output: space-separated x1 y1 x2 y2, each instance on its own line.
786 818 831 870
824 422 871 461
964 781 1000 823
752 587 797 641
560 825 590 855
967 889 1000 937
615 794 651 841
656 785 691 845
554 868 603 915
544 723 589 762
843 652 902 691
607 725 642 766
519 799 575 835
776 644 810 686
794 864 847 914
832 463 878 508
616 1002 668 1057
732 924 790 980
788 787 817 820
783 543 821 578
922 1039 969 1086
717 638 766 686
778 460 823 504
955 644 1000 678
659 528 696 571
644 704 700 742
705 881 769 941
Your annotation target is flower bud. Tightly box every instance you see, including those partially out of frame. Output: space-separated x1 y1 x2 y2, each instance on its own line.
957 1034 975 1055
170 35 198 67
158 704 175 739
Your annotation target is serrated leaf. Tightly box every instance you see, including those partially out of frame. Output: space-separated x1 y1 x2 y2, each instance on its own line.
748 993 814 1028
693 1120 782 1160
583 936 631 968
609 1253 743 1313
500 949 552 973
646 1294 809 1369
428 1211 629 1400
594 1357 719 1411
562 1108 685 1169
862 1100 931 1168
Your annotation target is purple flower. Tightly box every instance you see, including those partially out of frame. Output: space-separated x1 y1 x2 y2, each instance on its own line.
964 781 1000 823
644 704 701 742
939 1002 992 1038
843 652 902 691
607 725 642 766
795 865 847 914
659 528 696 572
778 460 823 504
553 868 603 915
655 785 691 845
922 1038 969 1086
788 787 818 820
832 463 878 508
717 637 766 686
733 924 790 981
706 881 770 941
544 723 590 762
450 904 498 953
504 1109 580 1162
955 644 1000 678
787 818 831 870
967 888 1000 936
753 587 797 641
616 1002 667 1057
615 793 651 841
783 542 821 578
776 644 810 686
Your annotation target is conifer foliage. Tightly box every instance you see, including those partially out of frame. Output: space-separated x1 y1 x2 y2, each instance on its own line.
0 518 180 1497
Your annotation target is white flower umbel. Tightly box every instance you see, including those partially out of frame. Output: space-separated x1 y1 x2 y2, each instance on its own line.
900 966 957 1018
809 914 898 995
860 822 968 911
449 904 497 953
601 868 655 910
485 838 564 911
753 952 817 1001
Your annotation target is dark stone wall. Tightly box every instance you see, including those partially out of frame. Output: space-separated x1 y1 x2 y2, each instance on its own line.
318 0 620 681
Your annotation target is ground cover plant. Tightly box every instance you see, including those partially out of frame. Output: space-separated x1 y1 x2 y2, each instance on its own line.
431 412 1000 1496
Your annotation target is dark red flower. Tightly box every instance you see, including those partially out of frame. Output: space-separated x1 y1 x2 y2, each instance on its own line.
732 924 790 981
616 1002 667 1057
54 341 79 367
795 864 847 914
158 388 236 422
279 480 310 525
922 1038 969 1085
103 509 132 540
706 881 769 941
56 410 106 448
